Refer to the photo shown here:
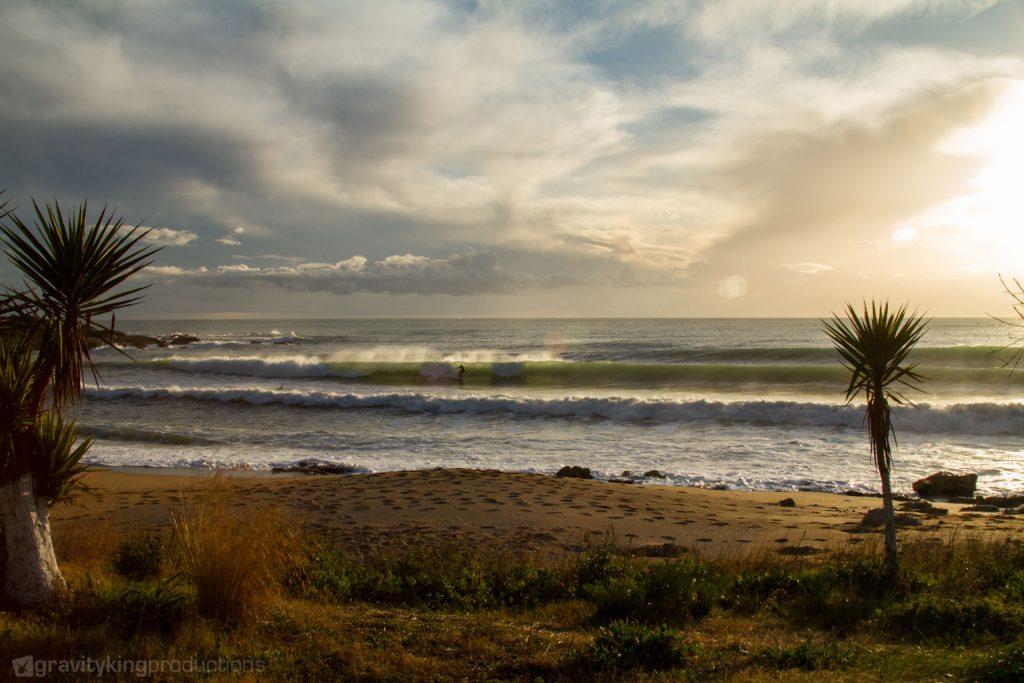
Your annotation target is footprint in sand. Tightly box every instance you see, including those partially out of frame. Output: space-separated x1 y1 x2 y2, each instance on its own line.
697 538 713 543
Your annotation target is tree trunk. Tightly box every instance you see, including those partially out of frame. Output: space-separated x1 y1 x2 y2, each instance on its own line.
878 465 900 573
0 473 66 609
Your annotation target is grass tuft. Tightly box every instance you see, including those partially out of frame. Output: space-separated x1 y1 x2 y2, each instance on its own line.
172 482 298 625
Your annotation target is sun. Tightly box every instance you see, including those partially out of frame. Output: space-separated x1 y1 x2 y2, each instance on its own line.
906 80 1024 273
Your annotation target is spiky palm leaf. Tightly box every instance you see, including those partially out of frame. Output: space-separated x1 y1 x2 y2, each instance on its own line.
0 334 39 476
0 200 160 414
823 302 928 476
32 413 95 506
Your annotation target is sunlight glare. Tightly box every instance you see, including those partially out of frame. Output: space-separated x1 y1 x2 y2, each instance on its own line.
923 80 1024 271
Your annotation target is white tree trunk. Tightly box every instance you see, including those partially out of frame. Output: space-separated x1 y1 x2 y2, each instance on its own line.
879 468 900 573
0 473 66 609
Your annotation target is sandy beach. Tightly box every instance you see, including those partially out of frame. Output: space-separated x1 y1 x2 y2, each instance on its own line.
52 467 1024 559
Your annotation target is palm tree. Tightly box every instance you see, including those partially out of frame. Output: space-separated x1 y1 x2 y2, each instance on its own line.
823 301 928 572
0 196 158 608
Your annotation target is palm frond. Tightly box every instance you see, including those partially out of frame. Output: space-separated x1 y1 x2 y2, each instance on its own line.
823 301 929 477
0 199 161 413
31 413 96 505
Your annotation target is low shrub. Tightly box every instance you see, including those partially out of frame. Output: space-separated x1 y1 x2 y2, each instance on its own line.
107 577 191 636
111 533 164 581
586 620 686 671
879 595 1023 642
757 640 859 671
969 641 1024 682
71 576 191 636
585 557 721 625
284 542 352 602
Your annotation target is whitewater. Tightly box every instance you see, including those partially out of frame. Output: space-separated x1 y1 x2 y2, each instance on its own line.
76 318 1024 495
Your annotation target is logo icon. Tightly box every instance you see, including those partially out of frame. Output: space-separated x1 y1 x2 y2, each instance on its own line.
11 655 35 678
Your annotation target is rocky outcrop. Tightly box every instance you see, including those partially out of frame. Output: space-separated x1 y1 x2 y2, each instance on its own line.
860 508 921 527
271 459 358 475
87 330 203 349
556 466 593 479
778 498 796 508
912 472 977 499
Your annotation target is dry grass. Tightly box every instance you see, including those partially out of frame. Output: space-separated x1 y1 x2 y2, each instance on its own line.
171 478 298 624
19 495 1024 681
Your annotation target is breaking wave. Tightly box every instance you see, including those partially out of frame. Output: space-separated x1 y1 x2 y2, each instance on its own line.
84 385 1024 436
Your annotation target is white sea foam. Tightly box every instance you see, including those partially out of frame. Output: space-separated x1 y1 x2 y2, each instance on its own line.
160 355 345 378
83 385 1024 436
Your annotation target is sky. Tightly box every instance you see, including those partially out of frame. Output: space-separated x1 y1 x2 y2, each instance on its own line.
0 0 1022 319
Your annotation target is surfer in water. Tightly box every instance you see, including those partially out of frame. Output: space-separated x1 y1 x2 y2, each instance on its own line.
457 363 465 380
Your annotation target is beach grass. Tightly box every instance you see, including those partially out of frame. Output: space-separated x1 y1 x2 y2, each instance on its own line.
4 499 1024 682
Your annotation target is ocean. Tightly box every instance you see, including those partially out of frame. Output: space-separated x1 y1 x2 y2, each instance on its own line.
76 318 1024 496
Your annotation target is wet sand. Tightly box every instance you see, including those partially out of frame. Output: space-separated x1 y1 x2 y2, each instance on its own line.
52 467 1024 559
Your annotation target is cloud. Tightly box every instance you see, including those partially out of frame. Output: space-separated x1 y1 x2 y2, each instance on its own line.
142 228 198 247
0 0 1021 316
692 82 999 270
781 263 834 275
144 265 188 276
159 248 579 296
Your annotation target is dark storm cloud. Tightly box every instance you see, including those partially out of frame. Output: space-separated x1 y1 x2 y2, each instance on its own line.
0 116 260 206
276 72 427 163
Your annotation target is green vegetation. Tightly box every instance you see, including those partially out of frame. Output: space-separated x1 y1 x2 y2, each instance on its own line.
2 515 1023 681
824 301 928 572
0 195 158 608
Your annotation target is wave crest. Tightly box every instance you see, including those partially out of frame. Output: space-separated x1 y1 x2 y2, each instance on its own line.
84 385 1024 436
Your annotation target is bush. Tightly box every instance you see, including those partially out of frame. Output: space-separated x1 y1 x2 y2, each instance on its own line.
108 578 190 636
880 595 1023 642
970 641 1024 682
586 620 686 671
73 577 191 636
758 640 859 671
585 558 720 625
111 533 164 581
728 557 912 631
286 543 570 610
284 542 352 602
